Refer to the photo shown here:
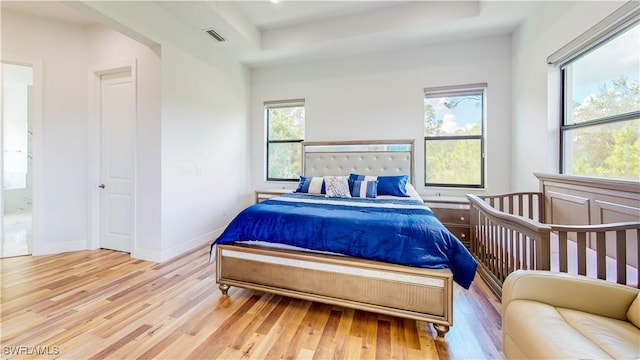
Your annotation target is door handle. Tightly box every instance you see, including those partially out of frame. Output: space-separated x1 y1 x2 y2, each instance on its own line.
98 184 106 189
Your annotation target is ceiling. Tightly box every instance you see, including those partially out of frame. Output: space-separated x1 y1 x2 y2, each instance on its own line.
1 1 540 68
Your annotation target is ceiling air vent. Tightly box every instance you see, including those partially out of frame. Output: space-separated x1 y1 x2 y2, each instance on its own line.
204 28 226 42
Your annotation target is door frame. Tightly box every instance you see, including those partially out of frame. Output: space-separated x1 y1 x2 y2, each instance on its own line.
88 59 137 255
0 55 43 256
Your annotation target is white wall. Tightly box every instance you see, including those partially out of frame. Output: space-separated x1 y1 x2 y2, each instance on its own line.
251 35 513 197
3 2 251 261
160 45 250 260
2 11 90 254
83 1 252 261
510 1 627 191
86 25 163 260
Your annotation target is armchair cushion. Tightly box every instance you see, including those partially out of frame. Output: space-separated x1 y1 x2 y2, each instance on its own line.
502 270 637 321
502 270 640 360
628 293 640 328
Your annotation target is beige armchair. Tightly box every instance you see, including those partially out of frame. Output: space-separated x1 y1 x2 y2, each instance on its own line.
502 270 640 359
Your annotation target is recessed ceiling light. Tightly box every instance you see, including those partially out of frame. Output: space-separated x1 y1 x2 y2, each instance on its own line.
270 0 280 4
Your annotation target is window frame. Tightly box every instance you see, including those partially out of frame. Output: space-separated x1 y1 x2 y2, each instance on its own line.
423 84 486 188
557 18 640 178
265 99 305 182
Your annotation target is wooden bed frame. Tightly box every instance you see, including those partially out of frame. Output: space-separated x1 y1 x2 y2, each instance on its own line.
214 139 456 337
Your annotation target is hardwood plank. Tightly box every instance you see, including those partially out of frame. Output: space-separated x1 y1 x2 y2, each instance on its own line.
375 320 391 359
89 324 153 360
312 309 342 360
0 244 504 360
184 294 262 359
390 317 408 359
284 302 332 358
330 307 355 359
261 299 312 359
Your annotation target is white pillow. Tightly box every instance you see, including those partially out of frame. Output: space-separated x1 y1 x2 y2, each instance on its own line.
323 176 351 198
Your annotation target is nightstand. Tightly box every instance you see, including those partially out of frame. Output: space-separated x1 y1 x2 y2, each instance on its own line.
255 189 292 203
422 196 470 249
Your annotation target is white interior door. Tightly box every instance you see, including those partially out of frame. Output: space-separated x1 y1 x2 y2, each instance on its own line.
100 69 135 253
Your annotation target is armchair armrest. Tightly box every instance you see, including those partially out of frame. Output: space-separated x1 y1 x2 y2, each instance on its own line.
503 270 638 321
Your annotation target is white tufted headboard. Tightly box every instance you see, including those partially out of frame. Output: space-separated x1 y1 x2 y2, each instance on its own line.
302 139 415 185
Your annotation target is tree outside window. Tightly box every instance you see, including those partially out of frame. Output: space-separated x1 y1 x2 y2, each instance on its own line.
561 22 639 181
424 85 486 188
266 100 305 181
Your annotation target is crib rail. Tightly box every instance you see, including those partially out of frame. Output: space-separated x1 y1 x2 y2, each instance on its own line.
467 194 550 296
550 222 639 287
467 193 639 296
477 192 544 222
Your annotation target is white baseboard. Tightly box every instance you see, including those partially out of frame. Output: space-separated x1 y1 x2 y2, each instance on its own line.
153 226 226 263
29 227 225 263
33 240 86 256
132 247 163 262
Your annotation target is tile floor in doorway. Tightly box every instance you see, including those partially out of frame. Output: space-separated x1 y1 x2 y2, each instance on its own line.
3 210 31 257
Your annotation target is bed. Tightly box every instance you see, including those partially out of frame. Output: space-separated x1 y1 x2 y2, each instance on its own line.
210 139 477 337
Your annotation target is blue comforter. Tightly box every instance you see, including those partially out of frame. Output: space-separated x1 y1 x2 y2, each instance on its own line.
212 193 477 288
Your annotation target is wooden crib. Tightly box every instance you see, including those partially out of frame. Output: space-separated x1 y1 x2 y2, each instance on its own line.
466 173 640 297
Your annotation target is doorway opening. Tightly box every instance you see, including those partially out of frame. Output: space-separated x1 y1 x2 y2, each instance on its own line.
2 63 34 258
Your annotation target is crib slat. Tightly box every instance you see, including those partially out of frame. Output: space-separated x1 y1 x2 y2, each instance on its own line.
498 226 503 280
510 196 515 216
558 231 568 273
483 218 489 266
636 229 640 288
501 227 507 280
492 222 498 274
616 230 626 285
484 217 490 266
596 232 606 280
482 217 488 264
515 232 521 270
529 237 535 270
577 232 587 276
504 228 509 275
511 229 516 274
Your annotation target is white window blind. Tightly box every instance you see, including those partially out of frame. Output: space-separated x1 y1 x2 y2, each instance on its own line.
264 99 305 109
547 1 639 66
424 83 488 98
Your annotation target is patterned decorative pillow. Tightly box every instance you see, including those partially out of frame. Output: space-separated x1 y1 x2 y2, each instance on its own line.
323 176 352 198
351 180 378 198
294 176 325 194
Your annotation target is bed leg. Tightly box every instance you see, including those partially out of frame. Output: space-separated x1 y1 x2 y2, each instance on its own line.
433 324 449 338
219 284 230 295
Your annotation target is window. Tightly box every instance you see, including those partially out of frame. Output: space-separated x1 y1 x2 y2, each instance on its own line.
265 99 305 181
554 7 639 181
424 84 486 188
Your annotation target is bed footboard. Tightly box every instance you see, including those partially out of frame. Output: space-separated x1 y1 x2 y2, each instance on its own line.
215 244 454 337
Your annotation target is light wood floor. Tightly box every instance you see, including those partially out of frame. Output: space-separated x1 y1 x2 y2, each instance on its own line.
0 244 503 359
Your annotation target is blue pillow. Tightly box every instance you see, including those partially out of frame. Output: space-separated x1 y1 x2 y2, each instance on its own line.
376 175 410 197
348 174 377 189
294 176 325 194
351 180 378 198
349 173 410 197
